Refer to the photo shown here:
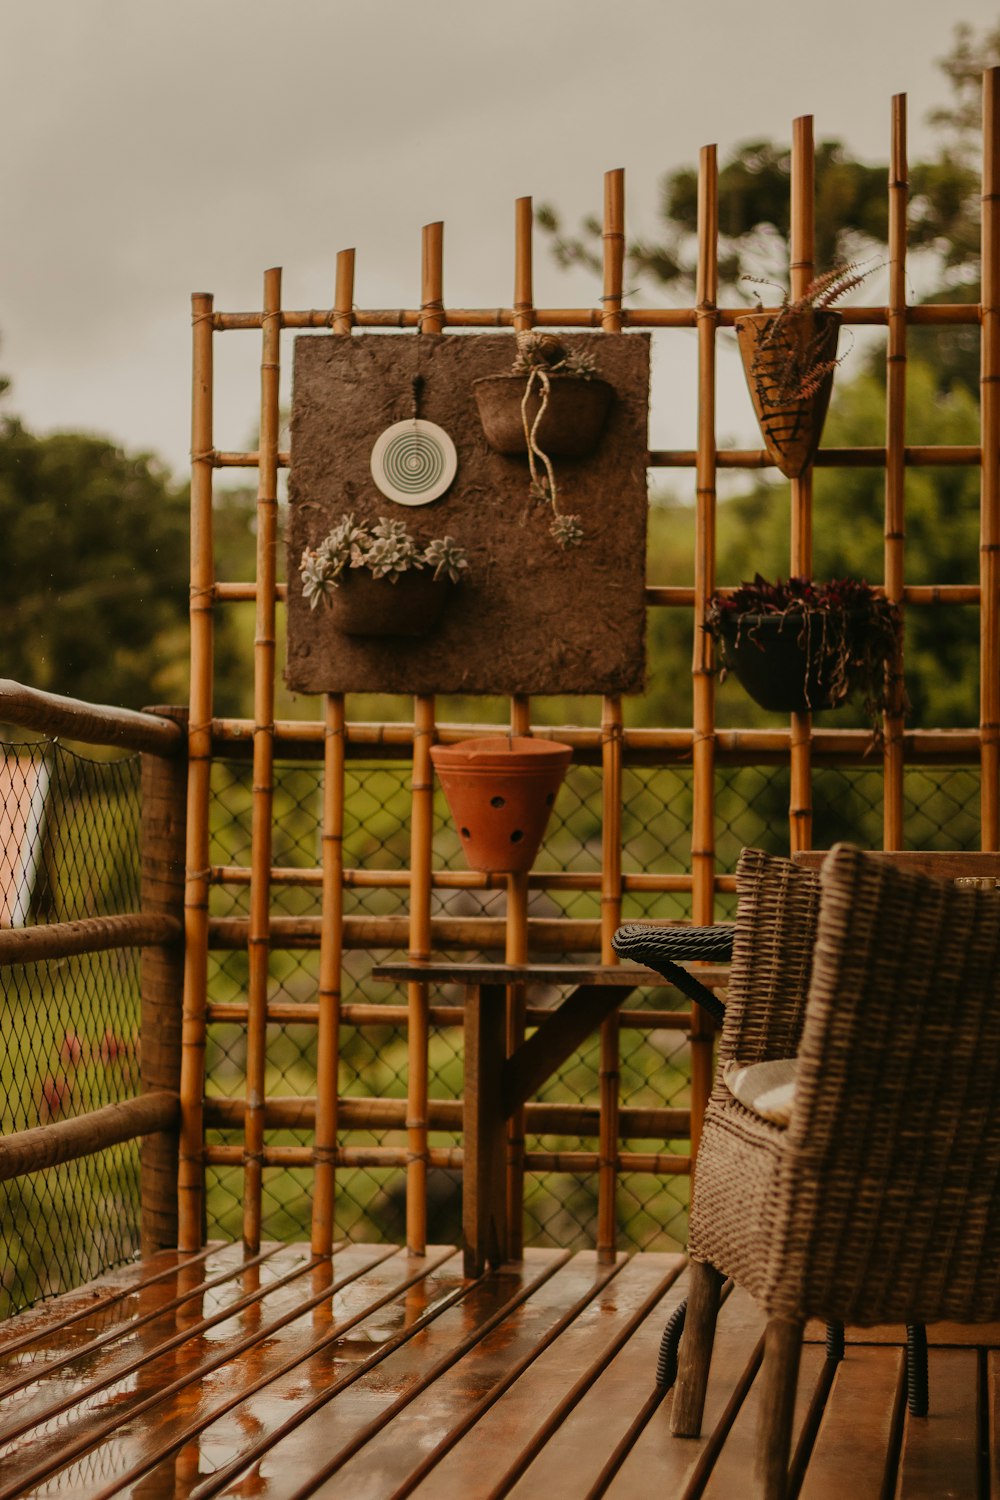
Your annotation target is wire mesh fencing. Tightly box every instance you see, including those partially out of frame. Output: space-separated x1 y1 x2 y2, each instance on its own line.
203 756 984 1256
0 740 143 1318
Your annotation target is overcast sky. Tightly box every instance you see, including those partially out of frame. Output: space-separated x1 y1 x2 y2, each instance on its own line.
4 0 998 481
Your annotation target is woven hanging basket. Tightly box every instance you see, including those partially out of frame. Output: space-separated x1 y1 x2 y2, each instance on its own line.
430 735 573 873
736 309 841 479
327 570 451 638
718 612 852 714
472 374 614 457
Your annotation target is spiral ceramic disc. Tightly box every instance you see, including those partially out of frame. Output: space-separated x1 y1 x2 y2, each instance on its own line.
370 419 457 506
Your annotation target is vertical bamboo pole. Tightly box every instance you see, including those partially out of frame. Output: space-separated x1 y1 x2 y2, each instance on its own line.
505 198 535 1258
178 292 214 1252
140 708 187 1255
242 267 281 1252
691 145 720 1163
406 224 443 1255
982 69 1000 849
597 168 625 1261
311 251 354 1255
789 116 815 854
883 96 908 849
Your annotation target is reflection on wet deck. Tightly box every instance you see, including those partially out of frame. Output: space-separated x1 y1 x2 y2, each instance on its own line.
0 1242 995 1497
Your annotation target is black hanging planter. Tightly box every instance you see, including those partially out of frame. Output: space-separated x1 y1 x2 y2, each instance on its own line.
716 612 849 713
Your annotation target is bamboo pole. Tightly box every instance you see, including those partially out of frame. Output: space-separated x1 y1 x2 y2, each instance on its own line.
981 68 1000 848
690 144 720 1166
312 692 345 1253
242 267 282 1253
0 1093 178 1182
202 1143 689 1174
884 95 909 848
0 913 179 965
788 115 815 854
596 168 626 1262
402 225 444 1256
207 1002 698 1031
311 248 354 1255
0 682 184 755
177 291 215 1252
139 706 188 1255
505 200 535 1258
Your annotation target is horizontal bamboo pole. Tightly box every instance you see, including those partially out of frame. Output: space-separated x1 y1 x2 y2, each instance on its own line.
203 1095 691 1139
208 863 725 895
201 1142 690 1173
207 914 601 952
0 681 184 756
646 584 979 607
0 912 181 967
0 1091 178 1182
210 301 980 333
208 718 983 767
649 445 981 470
203 1143 465 1170
214 582 289 602
205 1001 697 1030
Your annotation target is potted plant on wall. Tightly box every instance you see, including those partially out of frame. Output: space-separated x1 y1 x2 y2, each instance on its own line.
299 514 469 637
431 734 574 874
473 332 615 550
736 263 873 479
705 574 902 721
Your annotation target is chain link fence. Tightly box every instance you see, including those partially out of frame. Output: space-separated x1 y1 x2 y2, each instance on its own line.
0 741 143 1318
204 756 983 1256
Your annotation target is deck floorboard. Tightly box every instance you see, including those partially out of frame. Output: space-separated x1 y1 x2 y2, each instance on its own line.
0 1244 994 1499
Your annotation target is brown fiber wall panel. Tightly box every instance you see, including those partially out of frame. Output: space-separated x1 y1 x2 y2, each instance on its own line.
285 332 649 696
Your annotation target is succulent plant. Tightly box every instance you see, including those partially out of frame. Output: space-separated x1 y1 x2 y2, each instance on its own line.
300 516 469 609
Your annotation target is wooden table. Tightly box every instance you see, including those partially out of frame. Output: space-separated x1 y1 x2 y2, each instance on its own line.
370 961 665 1275
792 849 1000 879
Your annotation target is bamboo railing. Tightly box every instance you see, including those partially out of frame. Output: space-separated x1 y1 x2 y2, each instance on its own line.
0 685 187 1257
175 69 1000 1263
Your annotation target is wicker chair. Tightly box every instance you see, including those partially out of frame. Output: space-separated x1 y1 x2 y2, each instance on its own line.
623 844 1000 1499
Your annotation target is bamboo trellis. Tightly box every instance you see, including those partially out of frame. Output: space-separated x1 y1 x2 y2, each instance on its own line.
176 70 1000 1256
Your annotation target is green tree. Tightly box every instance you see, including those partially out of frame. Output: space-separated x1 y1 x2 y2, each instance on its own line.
0 405 247 716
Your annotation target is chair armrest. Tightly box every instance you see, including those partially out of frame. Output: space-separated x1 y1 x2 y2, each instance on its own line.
612 924 731 1023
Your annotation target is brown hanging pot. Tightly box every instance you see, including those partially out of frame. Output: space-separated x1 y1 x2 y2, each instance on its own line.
472 374 614 457
735 308 841 479
327 570 452 638
430 735 573 874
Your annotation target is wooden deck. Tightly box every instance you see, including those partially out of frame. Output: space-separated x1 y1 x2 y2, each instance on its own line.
0 1242 996 1498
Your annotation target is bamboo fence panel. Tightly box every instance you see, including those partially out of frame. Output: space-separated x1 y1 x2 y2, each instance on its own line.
883 94 908 848
788 115 815 855
982 68 1000 847
241 267 281 1253
174 77 1000 1263
178 291 214 1252
690 143 720 1164
597 168 626 1260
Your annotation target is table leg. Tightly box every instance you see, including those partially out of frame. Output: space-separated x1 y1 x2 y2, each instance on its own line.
463 982 508 1276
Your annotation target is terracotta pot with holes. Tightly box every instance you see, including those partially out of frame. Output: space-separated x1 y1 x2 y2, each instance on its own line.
430 735 573 874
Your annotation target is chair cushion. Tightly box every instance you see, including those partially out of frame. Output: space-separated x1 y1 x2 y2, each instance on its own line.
723 1057 797 1126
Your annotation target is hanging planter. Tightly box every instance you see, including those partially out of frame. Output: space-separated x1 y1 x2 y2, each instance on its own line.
735 308 840 479
430 734 573 874
735 263 875 480
706 576 902 721
326 568 453 638
298 514 468 638
473 373 614 457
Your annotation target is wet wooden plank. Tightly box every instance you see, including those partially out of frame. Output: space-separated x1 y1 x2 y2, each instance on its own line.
0 1243 284 1396
895 1349 979 1499
41 1247 463 1500
408 1253 685 1498
602 1285 767 1497
0 1245 215 1357
0 1244 392 1500
701 1342 828 1498
804 1318 1000 1348
211 1249 570 1499
0 1244 320 1447
506 1264 691 1500
797 1345 904 1499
